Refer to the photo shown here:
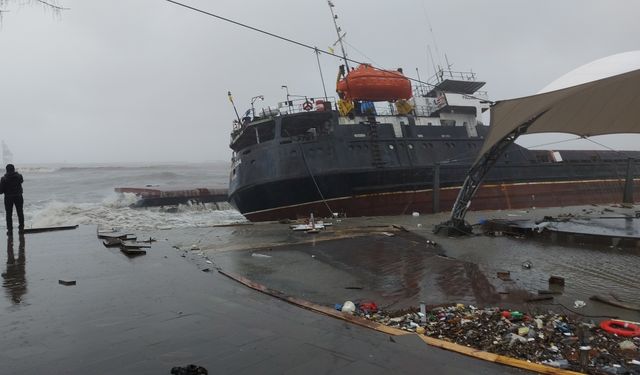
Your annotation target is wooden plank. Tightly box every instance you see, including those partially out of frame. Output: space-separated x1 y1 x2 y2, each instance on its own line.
217 270 410 336
120 247 146 256
23 225 79 234
219 268 586 375
103 238 122 247
97 232 135 240
120 241 151 249
419 336 585 375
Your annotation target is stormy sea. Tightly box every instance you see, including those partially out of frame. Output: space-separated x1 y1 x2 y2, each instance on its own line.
0 162 245 231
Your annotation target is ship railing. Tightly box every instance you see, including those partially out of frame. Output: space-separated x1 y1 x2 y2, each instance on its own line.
428 69 479 86
264 96 338 117
230 96 338 138
414 103 439 117
473 91 489 100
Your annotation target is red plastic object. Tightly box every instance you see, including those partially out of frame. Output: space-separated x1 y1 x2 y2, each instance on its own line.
501 311 511 319
336 64 412 102
359 302 378 313
600 320 640 337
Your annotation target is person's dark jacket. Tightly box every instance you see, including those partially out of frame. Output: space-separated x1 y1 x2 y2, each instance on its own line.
0 171 24 197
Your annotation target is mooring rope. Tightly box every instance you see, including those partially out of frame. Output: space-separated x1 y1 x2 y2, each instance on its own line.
298 143 334 216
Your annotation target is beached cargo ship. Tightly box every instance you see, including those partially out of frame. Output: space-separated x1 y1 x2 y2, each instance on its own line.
227 65 640 222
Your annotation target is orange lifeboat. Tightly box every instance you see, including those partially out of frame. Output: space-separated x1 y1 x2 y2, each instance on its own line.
336 64 412 102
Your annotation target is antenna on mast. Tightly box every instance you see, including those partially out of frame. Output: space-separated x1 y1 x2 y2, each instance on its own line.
327 1 350 71
427 45 439 82
1 140 13 165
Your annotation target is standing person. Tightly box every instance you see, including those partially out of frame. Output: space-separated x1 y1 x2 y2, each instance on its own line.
0 164 24 236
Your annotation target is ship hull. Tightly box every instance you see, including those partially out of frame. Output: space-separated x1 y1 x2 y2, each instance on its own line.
238 178 640 222
228 111 640 222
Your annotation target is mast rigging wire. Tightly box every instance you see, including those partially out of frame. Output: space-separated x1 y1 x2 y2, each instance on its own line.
164 0 436 89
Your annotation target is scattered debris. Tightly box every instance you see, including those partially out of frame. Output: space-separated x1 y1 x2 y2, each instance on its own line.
120 245 147 256
619 340 638 351
290 213 332 233
341 301 356 314
574 300 586 309
121 241 151 249
96 229 151 257
538 289 562 295
497 271 511 281
102 238 123 247
170 364 208 375
58 280 76 286
549 276 566 286
521 260 532 269
251 253 272 258
356 304 640 374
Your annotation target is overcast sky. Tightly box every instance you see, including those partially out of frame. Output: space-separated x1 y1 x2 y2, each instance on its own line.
1 0 639 164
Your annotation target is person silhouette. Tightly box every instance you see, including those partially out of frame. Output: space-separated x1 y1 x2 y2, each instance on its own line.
0 164 25 236
2 234 26 304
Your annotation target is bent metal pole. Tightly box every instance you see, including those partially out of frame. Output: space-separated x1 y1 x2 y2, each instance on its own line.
436 112 547 235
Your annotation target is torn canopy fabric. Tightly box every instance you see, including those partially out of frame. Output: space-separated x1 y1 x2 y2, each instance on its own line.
476 68 640 162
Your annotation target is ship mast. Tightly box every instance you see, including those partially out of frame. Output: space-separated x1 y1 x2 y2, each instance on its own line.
327 1 350 71
1 140 13 165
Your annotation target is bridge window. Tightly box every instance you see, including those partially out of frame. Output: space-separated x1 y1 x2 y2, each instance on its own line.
281 113 333 139
441 119 456 127
255 121 275 142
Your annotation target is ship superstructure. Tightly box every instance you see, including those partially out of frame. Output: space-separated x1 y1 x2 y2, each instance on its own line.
227 67 640 221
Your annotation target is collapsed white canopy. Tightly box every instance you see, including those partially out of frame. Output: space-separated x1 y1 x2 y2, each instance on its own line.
477 68 640 161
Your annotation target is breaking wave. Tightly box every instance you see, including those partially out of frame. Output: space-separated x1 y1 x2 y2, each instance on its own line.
17 167 58 174
24 194 246 230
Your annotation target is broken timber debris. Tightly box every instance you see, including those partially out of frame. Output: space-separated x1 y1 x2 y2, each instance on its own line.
23 225 79 234
590 295 640 312
97 228 149 256
549 276 566 286
102 238 123 247
119 246 147 256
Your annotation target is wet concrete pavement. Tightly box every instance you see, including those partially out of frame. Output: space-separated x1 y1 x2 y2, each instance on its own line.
165 204 640 322
211 229 503 311
0 226 526 374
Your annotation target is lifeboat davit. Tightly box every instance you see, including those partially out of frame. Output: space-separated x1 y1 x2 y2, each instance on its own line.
337 64 412 102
